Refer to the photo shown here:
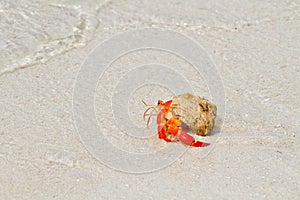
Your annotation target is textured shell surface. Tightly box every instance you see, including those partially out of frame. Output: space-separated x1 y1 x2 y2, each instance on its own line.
172 93 217 136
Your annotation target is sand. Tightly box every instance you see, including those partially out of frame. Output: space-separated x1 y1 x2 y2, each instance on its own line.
0 0 299 199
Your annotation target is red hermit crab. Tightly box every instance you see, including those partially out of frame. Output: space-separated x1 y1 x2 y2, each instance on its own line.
143 93 217 147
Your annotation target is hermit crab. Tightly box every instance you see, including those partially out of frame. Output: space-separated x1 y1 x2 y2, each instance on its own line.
143 93 217 147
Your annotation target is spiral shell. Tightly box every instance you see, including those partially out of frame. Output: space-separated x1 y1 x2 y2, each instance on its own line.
172 93 217 136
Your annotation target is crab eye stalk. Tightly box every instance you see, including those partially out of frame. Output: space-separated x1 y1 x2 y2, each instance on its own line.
157 100 164 106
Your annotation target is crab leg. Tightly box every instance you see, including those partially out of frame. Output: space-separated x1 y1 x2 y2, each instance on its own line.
156 109 177 142
157 109 169 141
157 124 174 142
166 114 209 147
178 128 210 147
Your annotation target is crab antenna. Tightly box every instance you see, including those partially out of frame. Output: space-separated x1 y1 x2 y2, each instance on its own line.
143 107 156 121
146 115 152 129
145 109 158 128
142 100 159 128
142 100 155 107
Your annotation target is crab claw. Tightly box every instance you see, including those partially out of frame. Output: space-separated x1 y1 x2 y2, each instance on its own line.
178 129 210 147
158 124 173 142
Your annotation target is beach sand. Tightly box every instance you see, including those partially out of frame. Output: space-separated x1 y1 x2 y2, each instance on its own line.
0 0 299 199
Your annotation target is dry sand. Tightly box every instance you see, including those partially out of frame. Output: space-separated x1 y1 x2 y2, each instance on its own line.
0 0 299 199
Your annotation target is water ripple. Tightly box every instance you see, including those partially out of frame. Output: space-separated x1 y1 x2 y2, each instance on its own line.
0 1 99 75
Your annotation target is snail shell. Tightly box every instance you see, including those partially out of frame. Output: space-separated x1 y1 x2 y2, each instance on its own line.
172 93 217 136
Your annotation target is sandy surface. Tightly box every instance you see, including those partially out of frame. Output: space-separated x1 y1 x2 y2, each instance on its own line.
0 0 299 199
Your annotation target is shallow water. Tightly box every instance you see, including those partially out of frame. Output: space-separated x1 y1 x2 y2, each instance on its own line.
0 0 100 75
